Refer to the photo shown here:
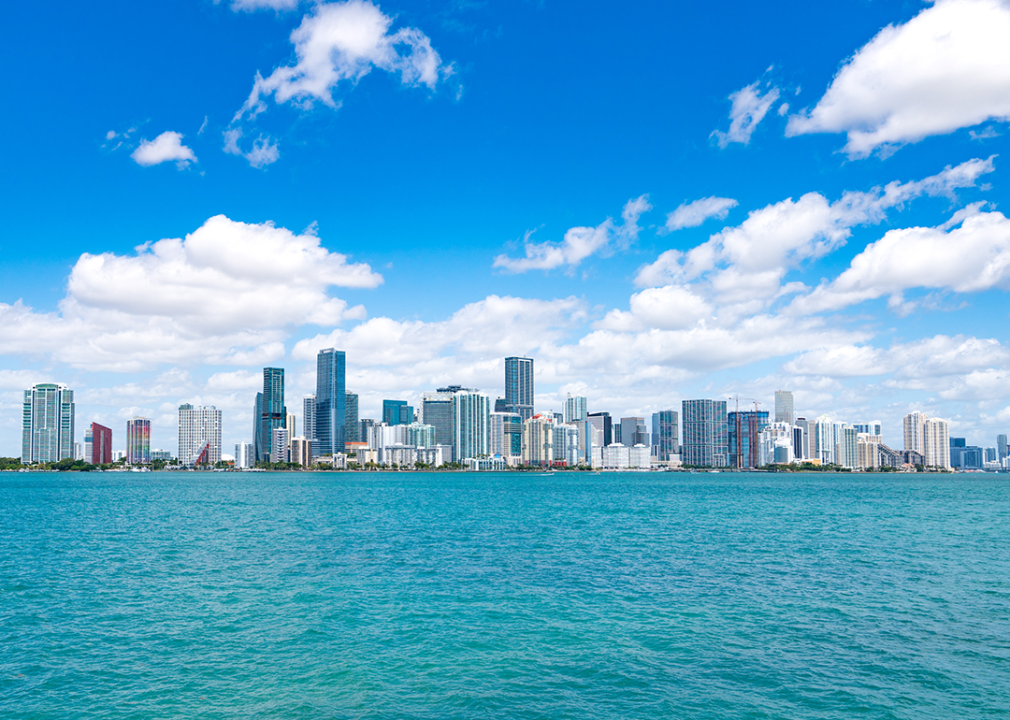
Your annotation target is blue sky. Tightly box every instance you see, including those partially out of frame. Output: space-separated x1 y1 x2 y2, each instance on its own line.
2 0 1010 456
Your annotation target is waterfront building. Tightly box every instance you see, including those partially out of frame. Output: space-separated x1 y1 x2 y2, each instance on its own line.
564 395 588 424
588 412 612 448
857 434 882 470
382 400 413 426
812 415 835 465
84 426 93 465
286 412 296 440
620 417 649 449
303 395 316 447
728 410 769 469
270 427 289 464
522 414 554 466
505 356 534 421
91 422 113 465
793 418 809 461
74 442 83 461
345 392 359 443
553 423 581 466
904 412 951 469
315 349 346 457
757 422 794 466
853 421 883 436
774 390 794 425
290 437 312 467
490 411 522 460
22 383 75 464
681 399 729 467
422 391 456 455
359 418 377 446
151 449 173 462
453 390 490 461
255 367 286 463
998 434 1008 462
405 422 436 449
838 425 858 469
126 417 151 465
113 450 126 462
178 404 222 467
594 443 651 470
651 410 679 461
235 442 254 469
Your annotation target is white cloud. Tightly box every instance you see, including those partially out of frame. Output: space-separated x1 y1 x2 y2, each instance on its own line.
596 285 713 331
223 128 280 168
635 158 995 309
790 208 1010 315
712 80 781 148
786 0 1010 157
0 216 380 372
493 195 651 273
130 131 197 168
235 0 448 123
664 196 738 232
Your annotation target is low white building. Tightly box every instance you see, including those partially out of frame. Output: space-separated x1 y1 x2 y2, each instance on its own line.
467 455 507 471
593 443 650 470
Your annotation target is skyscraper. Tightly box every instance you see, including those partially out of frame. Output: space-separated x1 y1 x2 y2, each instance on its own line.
423 391 456 457
383 400 413 425
587 412 612 448
651 410 679 460
564 395 588 424
774 391 794 425
490 411 523 459
345 392 359 443
505 356 534 421
178 404 222 467
235 442 254 469
998 434 1008 462
682 399 729 467
903 411 951 469
256 368 286 463
303 395 316 446
315 349 346 457
91 422 113 465
619 417 650 447
728 410 769 469
453 390 490 461
22 383 75 464
126 417 151 465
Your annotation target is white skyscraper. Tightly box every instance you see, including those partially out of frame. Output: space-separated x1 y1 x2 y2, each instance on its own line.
452 390 490 461
235 442 254 469
564 395 588 424
22 383 75 464
774 390 794 425
903 411 951 469
178 404 222 467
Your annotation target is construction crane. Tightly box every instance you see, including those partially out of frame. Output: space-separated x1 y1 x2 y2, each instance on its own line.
728 396 764 469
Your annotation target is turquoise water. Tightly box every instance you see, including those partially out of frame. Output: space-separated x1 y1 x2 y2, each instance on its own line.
2 471 1009 719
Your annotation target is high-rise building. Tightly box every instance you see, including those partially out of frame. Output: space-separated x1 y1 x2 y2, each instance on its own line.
998 434 1008 462
255 368 286 463
564 395 588 424
619 417 649 448
286 412 296 439
494 397 507 413
345 392 359 443
453 390 490 461
681 399 729 467
303 395 316 446
728 410 769 469
422 391 456 455
505 356 534 421
587 412 612 448
903 411 950 469
315 349 346 457
522 414 554 466
652 410 679 461
853 421 883 437
382 400 413 426
91 422 113 465
290 437 312 467
490 411 523 459
235 442 254 469
271 427 289 464
178 404 222 467
553 423 581 466
774 391 794 425
793 418 809 461
83 426 93 465
126 417 151 465
22 383 75 464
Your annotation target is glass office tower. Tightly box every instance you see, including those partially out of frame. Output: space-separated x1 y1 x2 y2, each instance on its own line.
315 349 346 456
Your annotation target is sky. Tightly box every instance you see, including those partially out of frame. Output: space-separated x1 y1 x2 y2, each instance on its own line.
2 0 1010 456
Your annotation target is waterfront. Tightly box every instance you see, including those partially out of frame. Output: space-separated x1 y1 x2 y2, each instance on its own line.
2 471 1009 718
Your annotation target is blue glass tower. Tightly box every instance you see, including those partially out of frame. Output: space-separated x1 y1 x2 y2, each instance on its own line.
256 368 286 463
315 349 346 456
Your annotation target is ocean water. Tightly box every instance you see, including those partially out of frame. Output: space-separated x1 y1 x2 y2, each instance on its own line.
1 471 1009 719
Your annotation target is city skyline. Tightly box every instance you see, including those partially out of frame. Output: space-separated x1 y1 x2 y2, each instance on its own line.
3 0 1010 457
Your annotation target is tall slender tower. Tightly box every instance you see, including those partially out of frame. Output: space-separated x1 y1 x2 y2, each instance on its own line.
126 417 151 465
315 349 346 457
22 383 75 464
257 368 286 463
505 356 534 421
774 391 794 425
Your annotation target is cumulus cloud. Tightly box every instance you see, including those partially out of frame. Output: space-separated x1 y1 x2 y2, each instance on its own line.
635 157 995 309
235 0 448 123
712 80 781 148
789 208 1010 315
787 0 1010 156
131 131 198 168
231 0 299 11
0 216 380 372
664 196 738 232
493 195 651 273
223 128 280 168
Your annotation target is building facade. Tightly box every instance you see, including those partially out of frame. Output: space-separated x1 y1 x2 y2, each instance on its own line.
728 410 770 468
522 414 554 466
774 390 794 425
453 390 490 461
303 394 316 446
178 404 222 467
91 422 113 466
651 410 679 461
564 395 588 424
681 399 729 467
345 392 359 443
315 349 346 457
126 417 151 465
505 356 534 421
22 383 75 464
256 367 286 463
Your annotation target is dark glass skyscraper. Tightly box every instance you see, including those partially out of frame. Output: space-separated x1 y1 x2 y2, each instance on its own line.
345 392 359 443
382 400 412 425
728 410 770 468
682 399 729 467
256 368 286 463
651 410 679 460
315 349 346 456
505 356 534 421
